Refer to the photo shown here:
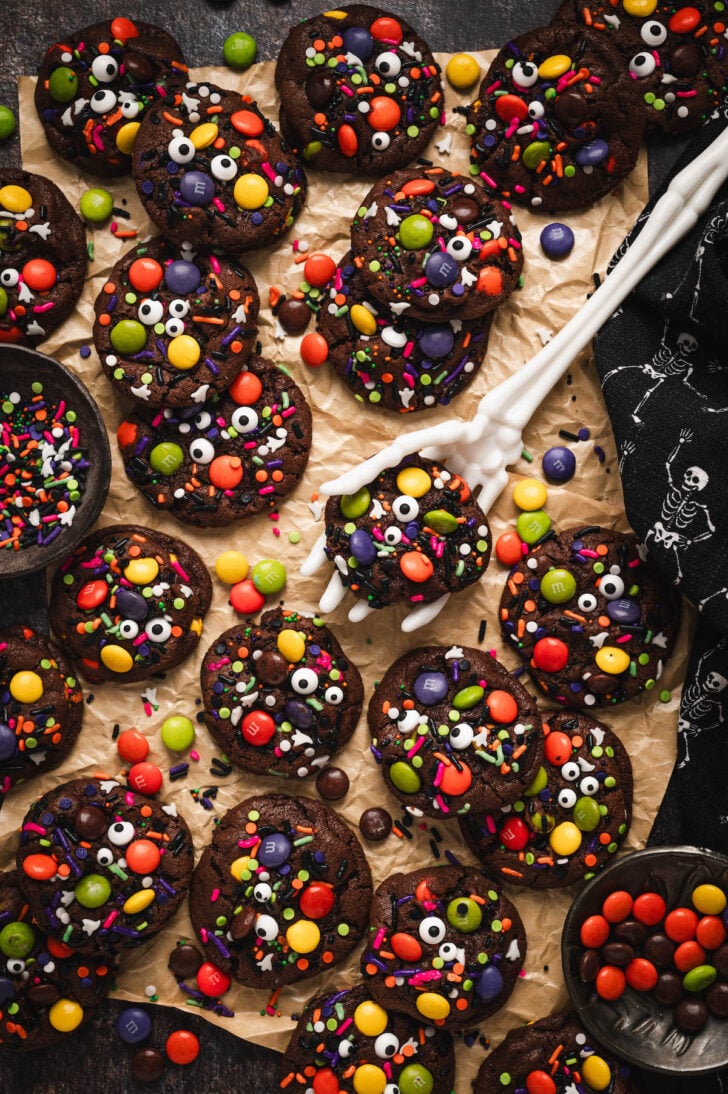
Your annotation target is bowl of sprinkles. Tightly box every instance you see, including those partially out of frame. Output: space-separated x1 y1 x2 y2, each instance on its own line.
562 845 728 1075
0 345 111 579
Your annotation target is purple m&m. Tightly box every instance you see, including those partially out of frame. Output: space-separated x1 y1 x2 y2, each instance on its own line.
350 528 377 566
540 223 575 260
606 598 642 625
179 171 216 206
575 138 609 166
258 833 291 867
418 325 455 360
476 963 504 1001
164 260 201 295
284 700 314 729
342 26 374 59
0 723 17 762
413 671 449 706
542 445 576 483
117 1006 152 1044
424 251 459 289
115 587 148 621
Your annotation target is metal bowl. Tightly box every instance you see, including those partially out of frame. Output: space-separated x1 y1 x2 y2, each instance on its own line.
0 345 111 580
562 845 728 1076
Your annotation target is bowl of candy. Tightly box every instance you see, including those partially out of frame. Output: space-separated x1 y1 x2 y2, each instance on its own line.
562 845 728 1075
0 345 111 580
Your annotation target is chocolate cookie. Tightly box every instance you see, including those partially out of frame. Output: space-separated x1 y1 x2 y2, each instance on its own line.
350 167 523 321
498 525 681 708
93 237 259 407
15 776 194 956
361 865 526 1028
368 644 542 818
473 1010 637 1094
34 18 186 177
0 169 86 346
116 357 312 527
323 456 491 610
200 608 364 779
554 0 728 136
317 251 492 413
0 626 84 798
459 710 633 888
132 80 306 253
0 869 115 1052
188 794 373 987
279 982 456 1093
467 24 644 212
48 523 212 684
274 4 443 176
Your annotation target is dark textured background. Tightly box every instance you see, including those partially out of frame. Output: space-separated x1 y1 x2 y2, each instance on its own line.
0 1 695 1090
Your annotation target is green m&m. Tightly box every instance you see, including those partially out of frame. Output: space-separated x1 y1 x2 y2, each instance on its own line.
251 559 287 596
74 874 112 909
79 187 114 223
110 319 147 355
149 442 184 476
0 105 16 141
398 214 434 250
223 32 257 69
161 714 196 752
0 920 35 958
49 66 78 103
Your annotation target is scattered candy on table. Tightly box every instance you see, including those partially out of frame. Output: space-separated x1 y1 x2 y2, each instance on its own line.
540 222 575 260
0 105 16 141
160 714 196 753
223 31 257 69
79 187 114 224
445 52 480 90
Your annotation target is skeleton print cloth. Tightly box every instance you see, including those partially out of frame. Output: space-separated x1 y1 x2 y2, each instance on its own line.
596 104 728 865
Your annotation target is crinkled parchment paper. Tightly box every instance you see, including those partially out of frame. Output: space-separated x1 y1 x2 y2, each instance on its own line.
1 53 693 1090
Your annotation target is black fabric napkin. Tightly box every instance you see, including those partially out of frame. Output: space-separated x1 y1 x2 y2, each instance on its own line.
595 103 728 1093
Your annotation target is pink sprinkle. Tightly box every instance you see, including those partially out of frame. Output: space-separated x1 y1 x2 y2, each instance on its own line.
190 749 200 761
210 888 220 902
409 970 443 986
479 170 498 189
677 89 698 98
409 593 425 602
133 632 148 647
616 634 633 644
556 71 577 93
410 277 427 288
434 793 449 813
628 559 641 568
373 927 386 949
207 658 231 671
151 411 164 427
340 84 354 97
170 558 191 582
258 485 275 495
384 1063 393 1081
519 968 528 977
505 119 520 139
485 814 497 834
485 80 502 94
103 910 119 929
508 236 522 250
237 836 259 848
212 197 226 212
200 927 209 941
273 527 281 537
269 512 280 522
22 822 47 835
514 184 527 194
33 301 55 313
281 406 296 418
243 440 258 450
371 527 384 542
403 340 415 358
124 791 135 806
579 548 599 558
143 701 153 718
433 761 445 788
260 161 277 183
92 124 105 151
209 254 221 274
406 735 427 759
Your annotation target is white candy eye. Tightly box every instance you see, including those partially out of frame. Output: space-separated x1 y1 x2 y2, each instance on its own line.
445 235 473 262
385 1086 400 1094
108 820 135 847
580 775 600 796
6 959 25 975
374 1032 400 1059
449 723 474 750
371 131 391 151
168 298 190 319
512 60 539 87
381 326 407 349
383 526 402 546
165 316 185 337
291 667 319 695
324 685 344 705
392 495 419 522
90 88 117 113
146 617 172 643
168 135 196 164
190 437 215 464
96 847 114 866
557 787 577 809
577 593 598 613
118 620 139 640
230 406 259 434
255 914 279 941
438 941 459 962
640 21 667 46
138 299 164 326
120 97 142 120
91 56 119 83
210 154 238 181
253 882 272 902
629 52 657 77
338 1040 353 1059
375 51 401 77
419 916 446 945
561 761 581 782
194 411 212 430
0 268 19 288
528 100 545 119
599 574 624 600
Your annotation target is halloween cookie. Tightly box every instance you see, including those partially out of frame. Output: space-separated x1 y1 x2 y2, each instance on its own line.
200 608 364 779
132 80 306 253
116 357 312 527
361 865 526 1029
472 1010 638 1094
323 456 491 610
0 627 84 798
48 523 212 684
274 4 443 176
0 869 115 1051
349 167 523 322
459 710 633 888
188 794 373 987
467 24 644 212
0 169 86 346
93 237 259 407
279 982 456 1094
368 644 542 818
498 525 681 708
317 252 492 413
15 776 194 956
34 17 186 176
554 0 728 136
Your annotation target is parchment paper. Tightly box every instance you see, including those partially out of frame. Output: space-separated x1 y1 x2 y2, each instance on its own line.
2 54 693 1089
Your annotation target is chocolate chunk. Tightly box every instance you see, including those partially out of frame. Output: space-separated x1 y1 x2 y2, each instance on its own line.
316 766 350 801
359 807 392 842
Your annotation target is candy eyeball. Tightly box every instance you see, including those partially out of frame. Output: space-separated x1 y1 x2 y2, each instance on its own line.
291 667 319 695
118 619 140 640
91 55 120 83
96 847 115 866
629 52 657 78
189 437 215 464
445 235 473 262
375 51 402 77
528 100 545 119
577 593 598 612
253 882 272 903
385 1085 401 1094
168 134 196 164
165 316 185 337
90 88 118 114
446 896 483 933
392 495 419 522
168 298 190 319
194 410 212 431
418 916 446 945
371 131 391 151
598 574 625 600
374 1032 400 1059
324 685 344 705
561 761 581 782
108 820 136 846
119 95 142 120
338 1039 354 1059
255 914 279 941
230 406 259 434
138 299 164 326
6 958 26 975
640 20 667 46
557 787 577 809
146 617 173 643
0 269 19 288
449 723 474 750
580 775 600 796
210 154 238 182
512 60 539 87
383 525 402 546
438 940 460 962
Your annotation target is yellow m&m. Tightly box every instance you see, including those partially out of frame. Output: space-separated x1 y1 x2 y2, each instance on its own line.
9 670 43 704
234 173 269 210
594 646 630 675
353 999 388 1037
49 998 84 1032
